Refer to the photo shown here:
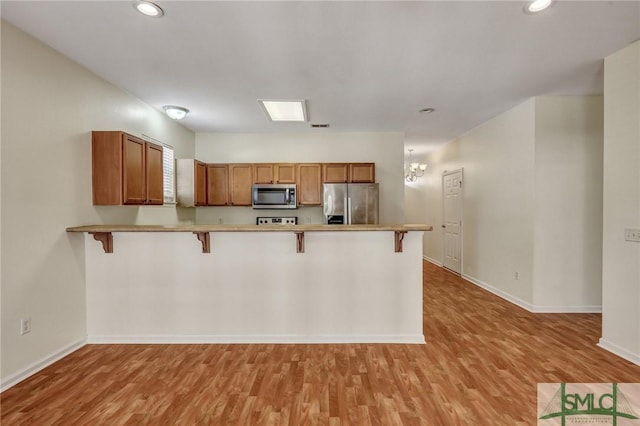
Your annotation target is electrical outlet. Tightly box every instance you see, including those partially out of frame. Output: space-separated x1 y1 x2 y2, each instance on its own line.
625 228 640 242
514 272 519 280
20 318 31 335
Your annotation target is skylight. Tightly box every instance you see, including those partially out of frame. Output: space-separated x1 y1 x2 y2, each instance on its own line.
259 100 307 122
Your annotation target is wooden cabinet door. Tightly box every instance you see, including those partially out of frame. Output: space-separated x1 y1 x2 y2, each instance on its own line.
92 131 124 205
122 134 147 205
253 164 274 184
228 164 253 206
297 163 322 205
207 164 229 206
275 164 296 183
194 161 207 206
349 163 375 183
145 143 164 205
322 163 349 183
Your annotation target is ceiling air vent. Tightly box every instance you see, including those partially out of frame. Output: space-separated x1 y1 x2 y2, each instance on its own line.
311 123 330 128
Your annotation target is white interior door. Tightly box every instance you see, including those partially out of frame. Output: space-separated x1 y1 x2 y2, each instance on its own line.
443 170 463 274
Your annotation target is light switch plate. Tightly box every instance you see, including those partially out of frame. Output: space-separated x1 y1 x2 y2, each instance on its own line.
625 228 640 242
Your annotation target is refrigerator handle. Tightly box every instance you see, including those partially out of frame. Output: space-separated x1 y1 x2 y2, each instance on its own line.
347 197 352 224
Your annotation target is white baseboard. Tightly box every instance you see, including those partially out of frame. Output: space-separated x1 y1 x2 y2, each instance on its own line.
531 305 602 313
462 273 603 313
598 338 640 366
423 256 442 266
88 334 426 344
462 273 535 312
1 338 86 393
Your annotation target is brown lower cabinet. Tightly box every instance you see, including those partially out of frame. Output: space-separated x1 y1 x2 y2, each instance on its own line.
92 131 163 205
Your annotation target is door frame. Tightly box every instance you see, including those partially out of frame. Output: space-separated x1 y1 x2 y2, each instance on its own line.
442 168 464 274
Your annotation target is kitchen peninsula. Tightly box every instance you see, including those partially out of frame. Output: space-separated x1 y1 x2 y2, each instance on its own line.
67 224 432 344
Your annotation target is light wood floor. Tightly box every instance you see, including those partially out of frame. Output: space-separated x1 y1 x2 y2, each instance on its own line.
2 261 639 425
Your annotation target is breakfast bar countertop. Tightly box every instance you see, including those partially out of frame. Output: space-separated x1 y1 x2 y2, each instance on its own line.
66 224 433 232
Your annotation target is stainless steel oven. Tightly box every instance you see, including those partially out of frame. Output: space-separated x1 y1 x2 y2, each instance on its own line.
252 184 297 209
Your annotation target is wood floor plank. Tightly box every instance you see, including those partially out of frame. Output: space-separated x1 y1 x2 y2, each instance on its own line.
2 261 640 425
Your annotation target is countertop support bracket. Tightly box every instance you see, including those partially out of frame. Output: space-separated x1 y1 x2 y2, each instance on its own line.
193 232 210 253
394 231 407 253
295 231 305 253
90 232 113 253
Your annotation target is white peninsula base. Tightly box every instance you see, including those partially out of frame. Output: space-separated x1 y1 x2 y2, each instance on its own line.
73 226 427 344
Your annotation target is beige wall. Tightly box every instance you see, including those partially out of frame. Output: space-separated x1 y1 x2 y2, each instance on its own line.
412 96 605 312
0 21 195 387
195 132 405 225
418 99 537 306
601 40 640 364
533 96 604 309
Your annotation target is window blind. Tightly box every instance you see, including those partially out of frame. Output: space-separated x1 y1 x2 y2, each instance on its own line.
162 144 175 204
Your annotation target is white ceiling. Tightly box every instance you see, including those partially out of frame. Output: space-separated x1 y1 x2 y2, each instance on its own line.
2 1 640 154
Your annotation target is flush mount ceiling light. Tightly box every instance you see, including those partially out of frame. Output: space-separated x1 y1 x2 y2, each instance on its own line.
133 1 164 18
259 100 307 122
525 0 552 13
163 105 189 120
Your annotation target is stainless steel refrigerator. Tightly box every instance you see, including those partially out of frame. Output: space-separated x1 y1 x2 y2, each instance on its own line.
323 183 379 224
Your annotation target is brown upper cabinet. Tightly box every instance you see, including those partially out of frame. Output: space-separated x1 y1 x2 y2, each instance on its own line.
275 164 296 183
349 163 376 183
176 159 207 207
253 164 274 184
322 163 350 183
228 164 253 206
194 161 207 206
252 163 296 184
206 164 229 206
92 131 163 205
322 163 375 183
297 163 322 206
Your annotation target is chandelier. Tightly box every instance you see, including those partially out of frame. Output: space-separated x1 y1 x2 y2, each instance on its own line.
405 149 427 182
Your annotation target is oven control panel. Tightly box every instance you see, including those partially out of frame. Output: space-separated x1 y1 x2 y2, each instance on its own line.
256 217 298 225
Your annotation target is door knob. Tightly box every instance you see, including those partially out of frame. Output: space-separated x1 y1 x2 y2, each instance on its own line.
441 225 446 228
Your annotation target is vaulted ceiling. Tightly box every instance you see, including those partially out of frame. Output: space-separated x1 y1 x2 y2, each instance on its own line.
3 1 639 153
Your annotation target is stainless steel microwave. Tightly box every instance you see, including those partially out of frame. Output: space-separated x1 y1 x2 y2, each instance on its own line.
252 184 297 209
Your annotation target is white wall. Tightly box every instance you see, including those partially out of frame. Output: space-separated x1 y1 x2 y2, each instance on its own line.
195 132 404 225
419 99 537 306
413 96 605 312
0 21 196 387
84 231 424 344
533 96 604 310
600 40 640 364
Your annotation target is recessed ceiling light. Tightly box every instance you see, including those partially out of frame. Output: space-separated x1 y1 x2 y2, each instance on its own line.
133 1 164 18
525 0 552 13
163 105 189 120
259 100 307 122
419 108 435 114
